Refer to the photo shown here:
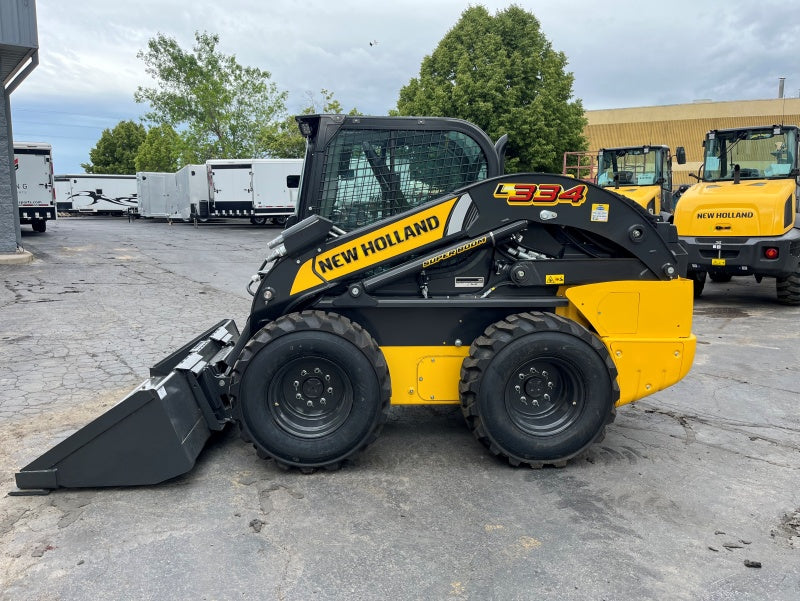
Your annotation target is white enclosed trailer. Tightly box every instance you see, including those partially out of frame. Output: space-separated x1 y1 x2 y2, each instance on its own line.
207 158 301 224
14 142 55 232
174 164 211 221
55 174 137 214
136 171 177 219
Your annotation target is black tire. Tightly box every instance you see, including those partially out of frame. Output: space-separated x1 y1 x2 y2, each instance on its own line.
32 220 46 233
250 216 268 226
231 311 390 470
691 270 706 298
459 312 618 467
273 215 288 227
776 270 800 305
708 272 732 283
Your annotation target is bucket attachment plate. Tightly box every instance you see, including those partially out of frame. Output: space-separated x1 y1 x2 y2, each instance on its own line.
13 319 239 492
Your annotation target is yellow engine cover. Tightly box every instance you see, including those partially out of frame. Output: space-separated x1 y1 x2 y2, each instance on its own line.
380 279 695 408
612 185 661 213
673 179 795 236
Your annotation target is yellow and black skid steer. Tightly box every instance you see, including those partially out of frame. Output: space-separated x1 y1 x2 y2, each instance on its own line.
14 115 696 492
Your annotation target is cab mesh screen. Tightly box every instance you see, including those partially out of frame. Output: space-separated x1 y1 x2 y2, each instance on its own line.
316 128 489 230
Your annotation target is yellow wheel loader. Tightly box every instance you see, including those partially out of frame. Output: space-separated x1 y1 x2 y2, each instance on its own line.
673 125 800 301
596 145 686 218
13 115 696 492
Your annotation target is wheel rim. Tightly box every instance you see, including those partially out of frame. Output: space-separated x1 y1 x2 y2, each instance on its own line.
268 355 353 438
503 358 584 436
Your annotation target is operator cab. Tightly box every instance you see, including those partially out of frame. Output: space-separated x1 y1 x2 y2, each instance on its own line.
701 125 799 182
596 145 685 214
291 114 505 231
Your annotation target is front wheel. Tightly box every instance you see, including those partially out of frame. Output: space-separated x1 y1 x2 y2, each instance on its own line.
459 312 618 467
231 311 390 470
776 270 800 305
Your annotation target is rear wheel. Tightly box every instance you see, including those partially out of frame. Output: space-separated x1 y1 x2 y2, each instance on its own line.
250 216 268 226
776 270 800 305
273 215 288 227
459 312 618 467
32 219 46 233
690 270 706 298
231 311 390 470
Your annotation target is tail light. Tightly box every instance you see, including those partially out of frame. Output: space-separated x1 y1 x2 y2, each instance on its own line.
764 247 779 260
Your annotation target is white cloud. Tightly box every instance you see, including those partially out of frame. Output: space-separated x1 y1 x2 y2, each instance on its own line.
8 0 800 171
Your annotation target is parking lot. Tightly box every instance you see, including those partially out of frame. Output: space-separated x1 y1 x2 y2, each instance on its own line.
1 216 799 601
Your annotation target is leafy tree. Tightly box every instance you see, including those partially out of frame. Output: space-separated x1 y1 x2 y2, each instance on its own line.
267 89 360 158
135 124 183 172
135 31 287 160
395 4 587 173
82 120 146 174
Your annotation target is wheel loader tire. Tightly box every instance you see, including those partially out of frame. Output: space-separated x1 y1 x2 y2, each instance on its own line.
709 272 732 283
691 270 706 298
459 312 618 467
776 270 800 305
231 310 390 470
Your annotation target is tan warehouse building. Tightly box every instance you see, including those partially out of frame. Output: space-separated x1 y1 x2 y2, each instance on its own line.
585 98 800 186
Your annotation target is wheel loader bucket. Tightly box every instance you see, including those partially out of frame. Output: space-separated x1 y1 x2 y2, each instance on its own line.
13 320 239 493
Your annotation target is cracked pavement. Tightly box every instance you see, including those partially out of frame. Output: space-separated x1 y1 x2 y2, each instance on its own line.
1 216 799 600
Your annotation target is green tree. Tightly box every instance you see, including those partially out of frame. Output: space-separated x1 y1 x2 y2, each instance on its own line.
395 4 587 173
267 88 360 158
134 124 183 172
135 31 287 160
82 120 146 174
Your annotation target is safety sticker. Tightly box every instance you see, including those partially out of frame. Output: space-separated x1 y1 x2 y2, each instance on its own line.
591 204 609 222
545 274 565 285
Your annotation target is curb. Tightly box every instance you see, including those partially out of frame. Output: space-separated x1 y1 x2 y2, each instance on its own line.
0 250 34 265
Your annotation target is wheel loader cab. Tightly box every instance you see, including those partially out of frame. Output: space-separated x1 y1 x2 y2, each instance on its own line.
596 145 685 215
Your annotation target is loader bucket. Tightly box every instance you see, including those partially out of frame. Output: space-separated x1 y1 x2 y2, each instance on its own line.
13 320 240 493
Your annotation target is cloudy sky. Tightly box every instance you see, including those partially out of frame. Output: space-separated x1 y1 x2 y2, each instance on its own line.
8 0 800 172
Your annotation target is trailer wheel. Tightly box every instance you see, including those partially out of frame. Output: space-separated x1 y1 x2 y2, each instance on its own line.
250 216 268 226
459 312 618 467
776 270 800 305
231 311 390 470
32 219 46 233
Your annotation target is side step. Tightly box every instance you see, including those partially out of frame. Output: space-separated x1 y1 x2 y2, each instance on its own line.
12 320 240 493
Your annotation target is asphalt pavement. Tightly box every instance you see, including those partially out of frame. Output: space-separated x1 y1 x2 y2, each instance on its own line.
1 215 798 601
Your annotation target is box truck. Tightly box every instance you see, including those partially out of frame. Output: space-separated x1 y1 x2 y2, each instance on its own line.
14 142 55 232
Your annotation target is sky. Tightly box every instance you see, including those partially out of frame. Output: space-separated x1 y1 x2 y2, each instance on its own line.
7 0 800 173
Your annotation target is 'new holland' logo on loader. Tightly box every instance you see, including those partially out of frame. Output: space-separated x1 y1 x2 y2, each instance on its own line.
696 211 755 219
290 198 458 295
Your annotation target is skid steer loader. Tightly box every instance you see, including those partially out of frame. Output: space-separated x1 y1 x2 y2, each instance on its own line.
13 115 696 492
